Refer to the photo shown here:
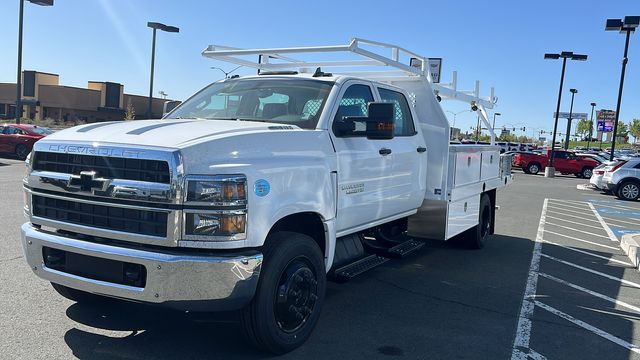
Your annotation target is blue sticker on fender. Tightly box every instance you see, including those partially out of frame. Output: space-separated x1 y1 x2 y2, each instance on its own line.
254 179 270 197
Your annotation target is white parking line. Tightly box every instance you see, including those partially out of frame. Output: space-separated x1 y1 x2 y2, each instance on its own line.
546 202 592 212
534 301 640 355
545 222 610 239
539 273 640 313
592 203 640 212
511 199 547 360
541 240 632 266
547 205 598 217
602 216 640 227
551 198 589 205
589 203 621 242
541 254 640 289
545 215 611 231
544 231 619 250
546 209 601 223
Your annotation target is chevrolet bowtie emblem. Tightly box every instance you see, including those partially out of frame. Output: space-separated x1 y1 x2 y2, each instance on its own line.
68 171 107 192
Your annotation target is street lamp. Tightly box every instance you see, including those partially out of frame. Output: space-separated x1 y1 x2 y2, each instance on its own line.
15 0 54 124
605 16 639 160
492 112 501 129
564 88 578 150
445 109 471 128
543 51 588 177
147 21 179 119
588 102 596 149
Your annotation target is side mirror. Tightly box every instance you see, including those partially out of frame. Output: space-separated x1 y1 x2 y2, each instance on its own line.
366 102 395 140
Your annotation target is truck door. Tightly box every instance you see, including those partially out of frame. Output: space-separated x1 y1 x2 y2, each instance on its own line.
329 82 395 233
376 86 426 213
565 152 581 172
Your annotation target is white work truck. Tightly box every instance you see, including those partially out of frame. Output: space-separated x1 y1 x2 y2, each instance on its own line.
20 39 511 353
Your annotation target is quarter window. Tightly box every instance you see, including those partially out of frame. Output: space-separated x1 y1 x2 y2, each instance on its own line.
378 88 416 136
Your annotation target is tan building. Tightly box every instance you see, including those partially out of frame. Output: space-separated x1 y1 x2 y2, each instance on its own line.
0 71 173 123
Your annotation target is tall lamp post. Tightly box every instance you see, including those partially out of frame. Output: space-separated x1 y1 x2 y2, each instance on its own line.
147 22 179 119
605 16 639 160
587 102 596 150
492 112 501 130
543 51 588 177
564 88 578 150
15 0 54 124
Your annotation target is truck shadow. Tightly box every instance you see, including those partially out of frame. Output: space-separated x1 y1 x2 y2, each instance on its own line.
62 233 535 359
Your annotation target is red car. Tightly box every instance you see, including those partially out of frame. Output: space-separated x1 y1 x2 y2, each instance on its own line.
513 149 599 178
0 124 53 160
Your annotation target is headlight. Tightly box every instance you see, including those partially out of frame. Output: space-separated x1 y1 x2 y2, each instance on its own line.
184 211 246 240
185 175 246 205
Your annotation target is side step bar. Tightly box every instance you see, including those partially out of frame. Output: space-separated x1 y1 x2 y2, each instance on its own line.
331 239 425 282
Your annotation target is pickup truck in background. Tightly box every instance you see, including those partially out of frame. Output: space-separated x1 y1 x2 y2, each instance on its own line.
513 149 598 178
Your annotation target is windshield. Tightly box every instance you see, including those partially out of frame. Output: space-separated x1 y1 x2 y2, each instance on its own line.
28 127 53 135
166 79 334 130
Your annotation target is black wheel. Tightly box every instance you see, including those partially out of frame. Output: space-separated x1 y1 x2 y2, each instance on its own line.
616 181 640 201
241 232 326 354
526 163 540 175
15 144 28 160
581 167 593 179
51 283 106 304
522 167 530 174
465 194 492 249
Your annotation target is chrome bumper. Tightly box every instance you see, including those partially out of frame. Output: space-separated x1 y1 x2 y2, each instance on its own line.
21 223 262 311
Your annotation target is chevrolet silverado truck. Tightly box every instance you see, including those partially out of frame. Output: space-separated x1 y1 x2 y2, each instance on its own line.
513 149 598 177
20 39 511 353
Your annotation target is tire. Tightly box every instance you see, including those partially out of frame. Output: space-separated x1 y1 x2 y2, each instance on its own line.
15 144 28 160
581 167 593 179
526 163 540 175
241 232 326 354
522 167 530 174
51 282 106 304
616 181 640 201
464 194 492 249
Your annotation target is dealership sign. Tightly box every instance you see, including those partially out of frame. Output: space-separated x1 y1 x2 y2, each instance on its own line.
596 110 616 133
410 57 442 83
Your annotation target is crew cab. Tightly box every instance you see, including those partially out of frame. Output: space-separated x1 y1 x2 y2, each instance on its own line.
19 39 511 353
513 149 598 177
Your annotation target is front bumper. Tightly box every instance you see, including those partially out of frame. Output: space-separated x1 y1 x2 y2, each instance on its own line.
21 223 262 311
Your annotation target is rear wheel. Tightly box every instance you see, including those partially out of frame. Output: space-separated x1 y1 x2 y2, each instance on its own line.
241 232 326 354
581 167 593 179
616 181 640 201
464 194 492 249
15 144 28 160
526 163 540 175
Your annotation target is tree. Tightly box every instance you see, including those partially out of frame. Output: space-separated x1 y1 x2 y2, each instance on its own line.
629 119 640 143
616 120 629 136
576 119 592 139
124 100 136 121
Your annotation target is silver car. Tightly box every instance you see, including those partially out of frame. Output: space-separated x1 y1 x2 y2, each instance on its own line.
603 159 640 200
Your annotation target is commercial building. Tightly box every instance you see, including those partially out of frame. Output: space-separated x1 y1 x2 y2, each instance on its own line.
0 71 173 122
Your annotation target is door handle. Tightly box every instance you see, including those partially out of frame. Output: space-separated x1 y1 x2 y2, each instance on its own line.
379 148 392 156
417 147 427 153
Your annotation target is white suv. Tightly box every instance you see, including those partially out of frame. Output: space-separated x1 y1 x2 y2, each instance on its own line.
603 159 640 200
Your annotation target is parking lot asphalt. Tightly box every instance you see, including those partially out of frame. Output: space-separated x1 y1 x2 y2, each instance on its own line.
3 159 640 359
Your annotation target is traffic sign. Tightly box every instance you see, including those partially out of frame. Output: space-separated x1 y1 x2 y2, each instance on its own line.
553 112 588 119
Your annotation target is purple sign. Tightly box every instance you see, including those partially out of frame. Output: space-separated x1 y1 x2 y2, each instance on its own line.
597 120 613 132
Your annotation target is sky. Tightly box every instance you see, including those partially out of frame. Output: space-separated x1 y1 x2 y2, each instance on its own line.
0 0 638 140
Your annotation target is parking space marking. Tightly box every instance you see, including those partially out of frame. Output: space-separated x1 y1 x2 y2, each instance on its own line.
589 203 625 242
545 222 610 239
546 209 600 222
511 199 546 360
547 205 597 217
591 202 640 212
540 240 632 266
534 301 640 355
602 217 640 227
544 231 620 250
539 273 640 313
545 215 611 230
546 202 592 212
541 253 640 289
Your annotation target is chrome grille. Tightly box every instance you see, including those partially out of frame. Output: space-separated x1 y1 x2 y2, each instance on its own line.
32 152 171 184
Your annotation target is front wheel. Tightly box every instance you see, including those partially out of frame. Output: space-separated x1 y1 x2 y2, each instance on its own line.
617 181 640 201
241 232 326 354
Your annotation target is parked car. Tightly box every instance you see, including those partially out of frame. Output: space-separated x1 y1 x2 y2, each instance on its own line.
513 149 598 177
576 153 610 165
603 159 640 200
0 124 53 160
590 160 624 190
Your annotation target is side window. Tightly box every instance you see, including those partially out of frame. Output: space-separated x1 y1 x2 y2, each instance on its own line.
334 84 374 134
0 126 4 134
555 152 567 159
633 163 640 169
378 88 416 136
3 126 15 135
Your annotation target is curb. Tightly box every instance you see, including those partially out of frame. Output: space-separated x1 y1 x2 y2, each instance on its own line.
621 234 640 269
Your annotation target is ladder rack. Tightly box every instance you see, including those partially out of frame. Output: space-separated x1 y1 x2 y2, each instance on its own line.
202 37 497 110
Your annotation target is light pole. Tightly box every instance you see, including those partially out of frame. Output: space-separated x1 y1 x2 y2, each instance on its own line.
211 65 243 79
564 88 578 150
147 22 179 119
492 112 501 130
15 0 54 124
588 102 596 149
445 110 471 140
543 51 588 177
605 16 639 160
